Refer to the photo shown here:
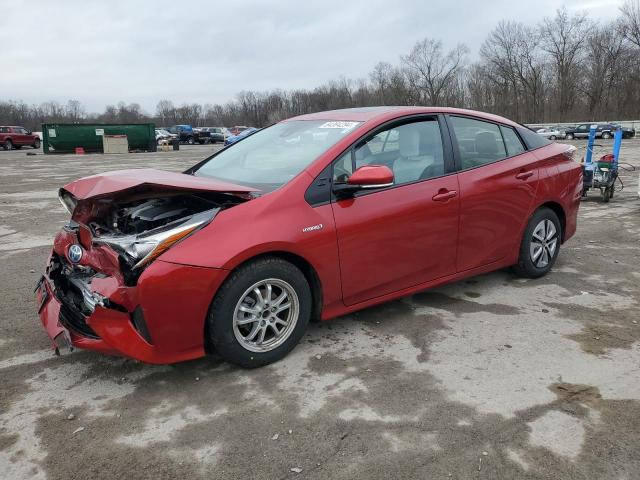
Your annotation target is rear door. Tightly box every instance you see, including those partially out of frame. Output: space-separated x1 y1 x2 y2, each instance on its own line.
18 128 32 145
331 116 460 306
447 115 541 272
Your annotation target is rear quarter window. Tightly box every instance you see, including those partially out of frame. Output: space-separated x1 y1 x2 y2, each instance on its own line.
500 126 526 156
517 126 551 149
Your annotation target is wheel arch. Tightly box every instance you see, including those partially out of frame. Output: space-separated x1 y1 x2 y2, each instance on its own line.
536 201 567 242
204 250 324 353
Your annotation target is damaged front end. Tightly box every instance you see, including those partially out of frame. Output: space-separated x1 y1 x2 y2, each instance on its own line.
37 169 255 363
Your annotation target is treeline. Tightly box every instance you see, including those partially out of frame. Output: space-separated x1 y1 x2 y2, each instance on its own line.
2 3 640 131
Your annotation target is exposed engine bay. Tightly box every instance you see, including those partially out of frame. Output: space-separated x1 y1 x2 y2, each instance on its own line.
60 188 250 285
91 194 222 236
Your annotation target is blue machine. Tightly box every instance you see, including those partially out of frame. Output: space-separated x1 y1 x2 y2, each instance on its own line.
581 125 622 202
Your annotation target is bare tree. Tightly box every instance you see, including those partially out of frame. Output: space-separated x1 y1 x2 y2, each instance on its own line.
401 38 468 106
540 8 592 120
583 22 627 119
620 0 640 48
480 21 547 122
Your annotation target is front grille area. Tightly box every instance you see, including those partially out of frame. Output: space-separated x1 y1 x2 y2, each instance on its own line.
59 302 99 339
48 254 100 339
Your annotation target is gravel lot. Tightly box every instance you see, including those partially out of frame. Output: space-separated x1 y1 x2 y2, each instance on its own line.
1 141 639 479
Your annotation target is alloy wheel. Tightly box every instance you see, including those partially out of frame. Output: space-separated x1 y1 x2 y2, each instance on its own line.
232 278 299 353
529 219 558 268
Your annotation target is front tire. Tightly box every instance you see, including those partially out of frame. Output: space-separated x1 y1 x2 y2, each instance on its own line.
513 207 562 279
207 257 311 368
602 132 612 139
187 137 195 145
566 133 574 140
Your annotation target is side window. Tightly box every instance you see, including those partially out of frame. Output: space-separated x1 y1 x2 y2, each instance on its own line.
332 151 353 183
450 116 507 170
500 126 526 156
367 129 399 155
332 118 446 187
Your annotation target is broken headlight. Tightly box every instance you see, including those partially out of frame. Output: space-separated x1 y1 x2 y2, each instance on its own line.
58 189 78 215
94 208 217 269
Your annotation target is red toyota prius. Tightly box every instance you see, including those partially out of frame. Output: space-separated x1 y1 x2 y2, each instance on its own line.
36 107 582 367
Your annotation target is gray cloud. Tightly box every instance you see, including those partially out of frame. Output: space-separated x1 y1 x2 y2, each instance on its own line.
0 0 622 112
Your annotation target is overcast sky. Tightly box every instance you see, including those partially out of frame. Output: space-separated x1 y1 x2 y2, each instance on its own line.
1 0 623 113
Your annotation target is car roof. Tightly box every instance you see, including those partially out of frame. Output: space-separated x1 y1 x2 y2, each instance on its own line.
286 106 521 127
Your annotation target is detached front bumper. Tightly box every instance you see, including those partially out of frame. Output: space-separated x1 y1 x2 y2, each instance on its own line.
36 229 229 364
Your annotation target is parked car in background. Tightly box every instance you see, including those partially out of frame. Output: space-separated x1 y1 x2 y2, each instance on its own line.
535 127 565 140
0 126 40 150
229 126 249 136
199 127 227 143
155 129 177 143
224 127 259 145
37 106 581 368
564 123 636 140
168 125 207 144
609 124 636 138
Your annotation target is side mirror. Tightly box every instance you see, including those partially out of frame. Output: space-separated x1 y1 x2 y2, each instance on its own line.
333 165 394 197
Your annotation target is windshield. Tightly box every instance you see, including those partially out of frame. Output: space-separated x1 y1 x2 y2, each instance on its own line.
194 120 361 192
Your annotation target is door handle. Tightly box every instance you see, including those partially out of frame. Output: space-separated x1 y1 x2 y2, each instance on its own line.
515 170 534 180
432 189 458 202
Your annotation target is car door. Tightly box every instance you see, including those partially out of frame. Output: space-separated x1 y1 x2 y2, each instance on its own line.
575 124 589 138
447 115 541 272
330 116 459 306
19 128 32 145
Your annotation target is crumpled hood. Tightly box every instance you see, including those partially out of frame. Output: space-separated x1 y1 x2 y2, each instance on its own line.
62 168 258 200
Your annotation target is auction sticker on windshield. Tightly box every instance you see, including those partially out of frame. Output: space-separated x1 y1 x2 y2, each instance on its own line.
319 121 359 130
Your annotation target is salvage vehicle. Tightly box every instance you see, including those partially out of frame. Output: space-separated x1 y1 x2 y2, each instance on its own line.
229 125 249 136
155 129 177 144
199 127 227 143
168 125 207 144
36 107 582 367
535 127 565 140
0 126 40 150
224 127 259 145
564 123 635 140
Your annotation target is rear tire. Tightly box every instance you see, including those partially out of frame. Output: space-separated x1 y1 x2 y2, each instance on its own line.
207 257 311 368
187 137 195 145
512 207 562 279
33 138 40 149
602 132 612 139
4 140 13 151
550 135 556 140
565 133 574 140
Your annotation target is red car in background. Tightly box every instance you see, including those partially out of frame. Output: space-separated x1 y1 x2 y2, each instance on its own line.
228 125 249 136
36 107 582 367
1 126 41 150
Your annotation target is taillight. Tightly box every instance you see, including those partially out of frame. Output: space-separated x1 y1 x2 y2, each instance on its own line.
562 145 577 161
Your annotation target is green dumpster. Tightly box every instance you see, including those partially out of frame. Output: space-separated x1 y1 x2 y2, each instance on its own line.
42 123 156 154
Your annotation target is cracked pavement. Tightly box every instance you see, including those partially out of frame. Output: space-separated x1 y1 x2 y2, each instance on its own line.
0 142 639 479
